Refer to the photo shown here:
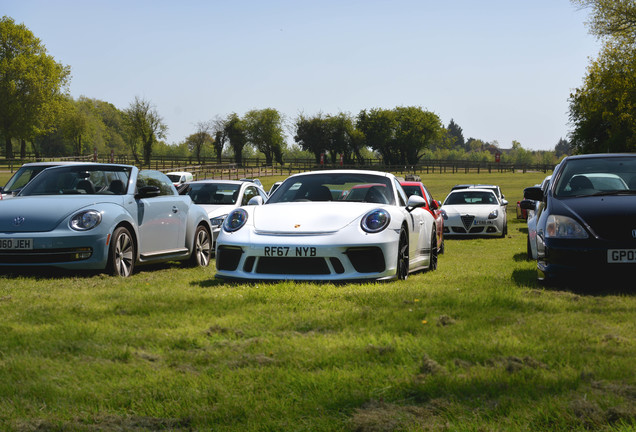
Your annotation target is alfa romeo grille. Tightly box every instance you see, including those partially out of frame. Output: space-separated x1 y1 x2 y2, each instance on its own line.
461 215 475 231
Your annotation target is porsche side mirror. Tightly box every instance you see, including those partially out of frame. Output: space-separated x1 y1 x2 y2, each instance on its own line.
406 195 426 212
247 196 264 206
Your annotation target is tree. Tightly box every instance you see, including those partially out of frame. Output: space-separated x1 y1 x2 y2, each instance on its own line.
572 0 636 44
569 41 636 153
0 16 71 158
124 96 167 165
447 118 466 150
294 113 329 164
554 138 571 157
357 108 397 164
243 108 285 165
224 113 248 165
393 106 443 165
187 121 214 164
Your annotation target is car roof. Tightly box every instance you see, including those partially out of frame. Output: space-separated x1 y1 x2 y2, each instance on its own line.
20 161 94 167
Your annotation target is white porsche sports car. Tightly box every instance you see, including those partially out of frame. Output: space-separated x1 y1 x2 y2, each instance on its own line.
441 188 508 237
215 170 439 281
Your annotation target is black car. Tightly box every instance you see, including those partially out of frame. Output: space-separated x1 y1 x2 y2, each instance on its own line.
524 153 636 283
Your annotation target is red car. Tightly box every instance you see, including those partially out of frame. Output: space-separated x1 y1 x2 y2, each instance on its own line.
400 181 444 254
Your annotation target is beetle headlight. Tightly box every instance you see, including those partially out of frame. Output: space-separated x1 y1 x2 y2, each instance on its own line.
545 215 588 239
488 209 499 219
361 209 391 233
223 209 248 232
70 210 102 231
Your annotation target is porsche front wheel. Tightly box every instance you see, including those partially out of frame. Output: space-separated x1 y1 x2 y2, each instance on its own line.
396 228 409 280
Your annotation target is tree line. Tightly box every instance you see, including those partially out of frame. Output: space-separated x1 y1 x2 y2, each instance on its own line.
2 13 608 170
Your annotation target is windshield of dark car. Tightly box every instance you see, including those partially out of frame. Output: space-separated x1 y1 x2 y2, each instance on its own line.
19 165 132 196
187 183 240 205
267 173 395 205
554 157 636 197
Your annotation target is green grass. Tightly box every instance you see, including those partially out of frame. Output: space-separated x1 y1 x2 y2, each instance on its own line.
0 171 634 431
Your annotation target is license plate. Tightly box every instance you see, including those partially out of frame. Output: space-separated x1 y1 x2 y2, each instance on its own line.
607 249 636 263
473 220 493 225
263 246 317 257
0 238 33 250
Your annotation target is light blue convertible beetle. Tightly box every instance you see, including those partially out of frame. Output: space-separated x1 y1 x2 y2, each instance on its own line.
0 163 213 276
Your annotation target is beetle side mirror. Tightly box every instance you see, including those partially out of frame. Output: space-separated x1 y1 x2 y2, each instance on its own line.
135 185 161 199
430 199 439 210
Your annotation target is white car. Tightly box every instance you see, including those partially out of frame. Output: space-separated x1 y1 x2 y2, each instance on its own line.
215 170 439 281
441 188 508 237
166 171 194 188
185 179 268 250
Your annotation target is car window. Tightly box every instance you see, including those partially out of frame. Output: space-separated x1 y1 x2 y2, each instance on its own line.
19 165 132 196
401 185 422 198
3 166 50 193
394 179 407 207
242 186 258 205
137 170 175 196
445 191 497 205
268 173 395 205
187 183 240 204
555 156 636 197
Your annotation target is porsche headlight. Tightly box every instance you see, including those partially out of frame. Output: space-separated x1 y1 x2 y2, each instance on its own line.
70 210 102 231
361 209 391 233
223 209 248 232
210 214 227 228
488 209 499 219
545 215 588 239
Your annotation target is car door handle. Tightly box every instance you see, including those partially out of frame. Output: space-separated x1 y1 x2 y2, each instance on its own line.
172 206 179 213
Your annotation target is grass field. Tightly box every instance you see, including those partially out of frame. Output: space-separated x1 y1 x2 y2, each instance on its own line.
0 171 634 431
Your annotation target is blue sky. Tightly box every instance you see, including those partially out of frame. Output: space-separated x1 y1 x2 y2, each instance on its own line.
3 0 600 151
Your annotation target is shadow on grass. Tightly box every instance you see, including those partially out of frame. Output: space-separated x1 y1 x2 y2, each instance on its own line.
0 261 194 280
512 268 634 296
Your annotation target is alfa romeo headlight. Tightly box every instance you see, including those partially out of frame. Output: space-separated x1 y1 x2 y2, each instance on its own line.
70 210 102 231
488 209 499 219
545 215 588 239
361 209 391 233
210 215 227 228
223 209 248 232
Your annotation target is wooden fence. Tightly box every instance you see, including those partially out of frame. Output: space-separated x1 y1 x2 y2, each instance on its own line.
1 155 553 180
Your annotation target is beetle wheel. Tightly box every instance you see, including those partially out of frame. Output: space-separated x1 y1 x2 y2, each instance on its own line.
397 228 409 280
109 226 135 277
189 224 212 267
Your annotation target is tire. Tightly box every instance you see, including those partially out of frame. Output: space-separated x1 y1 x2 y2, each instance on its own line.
526 235 532 260
189 224 212 267
396 227 409 280
428 229 438 271
438 234 445 255
108 226 135 277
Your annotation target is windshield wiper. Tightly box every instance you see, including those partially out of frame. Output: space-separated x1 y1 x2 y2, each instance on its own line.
590 190 636 197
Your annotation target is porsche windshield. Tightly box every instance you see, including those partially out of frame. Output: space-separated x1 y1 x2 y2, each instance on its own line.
554 156 636 197
268 173 395 205
19 165 132 196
